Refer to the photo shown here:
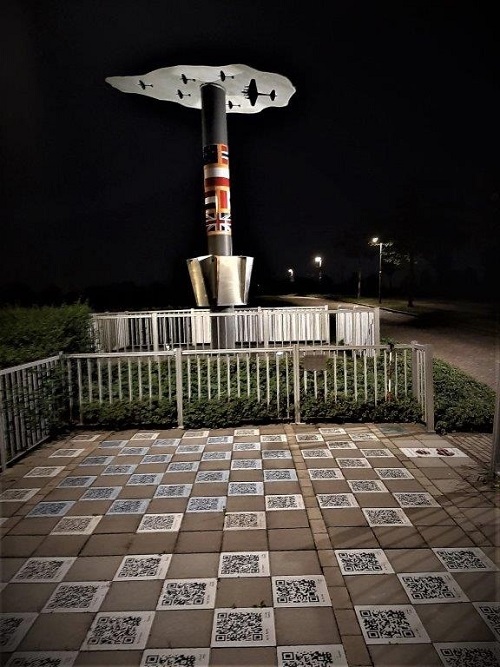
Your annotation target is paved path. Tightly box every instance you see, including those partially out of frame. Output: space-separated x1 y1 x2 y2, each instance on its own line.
1 423 499 667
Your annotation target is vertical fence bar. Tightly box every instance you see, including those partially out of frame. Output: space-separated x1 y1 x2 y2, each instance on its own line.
292 344 301 424
423 344 435 432
175 348 184 429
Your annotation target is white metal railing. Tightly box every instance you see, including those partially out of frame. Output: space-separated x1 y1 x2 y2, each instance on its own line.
0 354 64 470
91 306 378 352
0 343 434 470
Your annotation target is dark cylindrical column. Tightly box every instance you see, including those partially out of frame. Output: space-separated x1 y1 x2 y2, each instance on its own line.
201 83 233 257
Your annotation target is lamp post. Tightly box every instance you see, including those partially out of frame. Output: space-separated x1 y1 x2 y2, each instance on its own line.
314 256 322 283
370 237 389 304
288 268 294 283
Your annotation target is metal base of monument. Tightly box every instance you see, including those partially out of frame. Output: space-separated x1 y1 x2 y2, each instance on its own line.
187 254 253 308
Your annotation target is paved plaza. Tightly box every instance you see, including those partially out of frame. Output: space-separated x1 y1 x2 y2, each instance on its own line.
0 422 499 667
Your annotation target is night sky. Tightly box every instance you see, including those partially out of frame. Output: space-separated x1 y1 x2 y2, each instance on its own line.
2 1 499 303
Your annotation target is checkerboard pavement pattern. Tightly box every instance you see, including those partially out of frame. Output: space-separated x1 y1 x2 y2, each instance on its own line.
1 423 499 666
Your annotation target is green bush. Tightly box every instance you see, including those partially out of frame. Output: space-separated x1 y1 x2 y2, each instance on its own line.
0 304 94 369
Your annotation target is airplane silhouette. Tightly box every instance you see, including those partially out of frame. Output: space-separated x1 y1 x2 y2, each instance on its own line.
137 80 153 89
242 79 276 106
227 100 241 109
180 74 196 84
220 70 235 82
177 89 192 99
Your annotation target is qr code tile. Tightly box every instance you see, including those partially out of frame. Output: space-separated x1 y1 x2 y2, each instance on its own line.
12 557 76 583
277 644 348 667
157 578 217 609
355 605 430 644
0 488 39 502
119 447 149 456
99 439 128 448
319 427 347 435
335 549 394 575
50 448 85 458
206 436 233 445
219 552 270 577
295 433 324 442
3 651 78 667
140 648 210 667
317 493 359 509
434 642 500 667
363 508 412 526
81 611 155 650
0 613 38 651
79 455 114 466
326 440 356 449
233 442 260 451
231 458 262 469
176 444 205 454
51 515 102 535
57 476 96 488
228 482 264 496
140 454 172 464
201 451 231 461
397 572 468 603
80 486 121 500
137 513 183 532
114 554 172 581
24 466 65 478
211 608 275 646
394 492 439 507
336 458 371 468
183 430 209 439
102 464 137 475
72 433 100 442
262 449 292 459
360 448 394 458
266 494 305 510
107 499 150 515
42 581 110 613
350 433 379 441
375 468 414 479
167 461 200 472
263 469 297 482
261 434 287 442
234 428 260 436
301 449 332 459
154 484 192 498
27 501 75 517
347 479 388 493
153 438 180 447
195 470 230 483
186 496 226 512
223 512 266 530
272 575 331 607
126 473 163 486
474 603 500 640
433 548 498 572
131 432 160 441
308 468 344 480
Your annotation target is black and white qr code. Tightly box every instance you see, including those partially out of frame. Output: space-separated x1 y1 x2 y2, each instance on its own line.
118 556 162 578
358 608 416 639
86 614 143 647
438 645 500 667
214 610 263 642
281 648 338 667
0 617 22 647
436 549 489 571
45 583 99 610
338 551 384 573
220 554 261 575
274 578 320 604
400 574 458 601
159 581 207 606
225 513 260 529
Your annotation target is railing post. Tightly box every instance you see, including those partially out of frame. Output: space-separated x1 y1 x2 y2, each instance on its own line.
0 382 7 473
175 348 184 429
423 344 435 432
490 361 500 477
151 312 159 353
411 341 420 401
292 343 302 424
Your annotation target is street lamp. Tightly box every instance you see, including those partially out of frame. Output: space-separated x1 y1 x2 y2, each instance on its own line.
314 256 322 282
370 237 390 304
288 268 294 282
